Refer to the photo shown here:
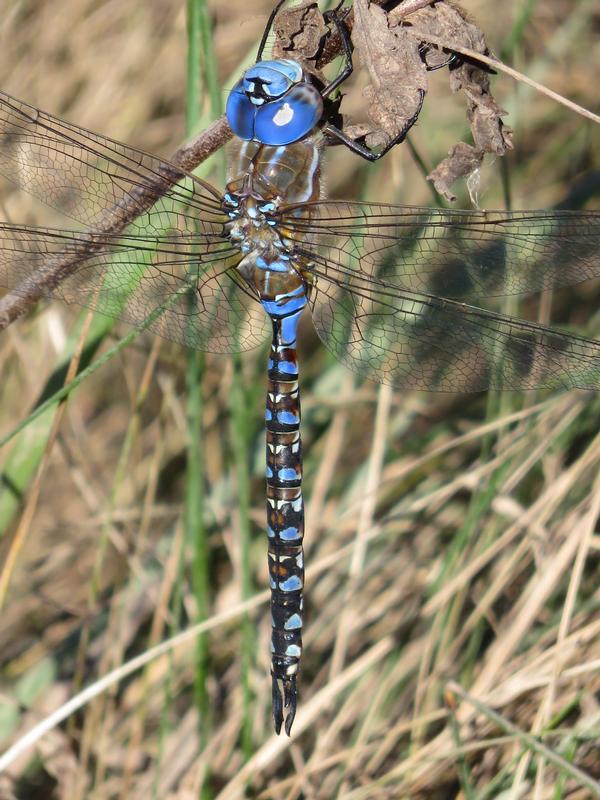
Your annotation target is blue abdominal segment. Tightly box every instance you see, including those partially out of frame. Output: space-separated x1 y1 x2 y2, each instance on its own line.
277 411 299 427
280 526 301 541
261 284 307 322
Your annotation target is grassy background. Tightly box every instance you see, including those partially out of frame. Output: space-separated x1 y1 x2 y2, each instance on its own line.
0 0 599 797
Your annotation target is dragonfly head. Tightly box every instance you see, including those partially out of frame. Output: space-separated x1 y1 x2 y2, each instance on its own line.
226 58 323 146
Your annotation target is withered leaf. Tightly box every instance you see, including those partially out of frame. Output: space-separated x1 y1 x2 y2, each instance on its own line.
401 1 513 199
272 1 328 76
427 142 484 202
269 1 513 201
352 0 428 149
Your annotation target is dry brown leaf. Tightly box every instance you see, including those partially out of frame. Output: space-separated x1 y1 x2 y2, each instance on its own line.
399 1 513 199
352 0 428 149
272 0 328 77
427 141 486 201
270 1 512 200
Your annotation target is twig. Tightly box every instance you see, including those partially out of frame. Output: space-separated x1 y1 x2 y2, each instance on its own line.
404 28 600 125
394 0 443 18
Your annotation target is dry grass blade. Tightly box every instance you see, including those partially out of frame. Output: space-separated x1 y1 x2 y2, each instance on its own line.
0 306 96 607
0 588 269 774
446 681 600 797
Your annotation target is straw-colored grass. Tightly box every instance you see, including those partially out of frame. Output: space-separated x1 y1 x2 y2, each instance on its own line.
0 1 599 798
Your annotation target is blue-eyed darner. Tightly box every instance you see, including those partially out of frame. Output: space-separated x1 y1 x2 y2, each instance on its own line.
0 1 598 737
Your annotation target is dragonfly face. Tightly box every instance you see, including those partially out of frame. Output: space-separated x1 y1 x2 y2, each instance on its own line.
226 58 323 146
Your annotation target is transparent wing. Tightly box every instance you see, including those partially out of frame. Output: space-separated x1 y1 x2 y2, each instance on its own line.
0 91 270 351
306 255 600 392
0 225 269 352
280 200 600 298
0 90 224 233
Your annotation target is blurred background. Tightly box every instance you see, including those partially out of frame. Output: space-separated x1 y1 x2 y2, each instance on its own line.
0 1 598 797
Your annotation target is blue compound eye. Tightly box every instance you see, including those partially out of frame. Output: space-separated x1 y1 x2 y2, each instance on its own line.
226 81 255 140
254 83 323 145
226 59 323 145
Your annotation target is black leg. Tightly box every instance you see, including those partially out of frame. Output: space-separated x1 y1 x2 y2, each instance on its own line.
320 3 354 99
256 0 288 61
418 43 462 72
323 88 426 161
257 2 355 98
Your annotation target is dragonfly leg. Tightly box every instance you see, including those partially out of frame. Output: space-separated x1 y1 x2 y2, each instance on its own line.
321 3 354 99
256 1 354 100
418 43 463 72
256 0 288 61
322 88 425 162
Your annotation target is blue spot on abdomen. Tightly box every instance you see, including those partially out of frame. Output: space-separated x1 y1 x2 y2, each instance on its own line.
278 410 299 425
280 526 300 541
280 575 302 592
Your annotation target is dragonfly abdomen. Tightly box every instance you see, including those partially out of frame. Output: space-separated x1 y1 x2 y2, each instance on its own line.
264 287 307 736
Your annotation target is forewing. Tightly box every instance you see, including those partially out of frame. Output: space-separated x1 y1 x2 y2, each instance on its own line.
0 92 270 350
0 225 269 352
281 200 600 298
0 90 224 235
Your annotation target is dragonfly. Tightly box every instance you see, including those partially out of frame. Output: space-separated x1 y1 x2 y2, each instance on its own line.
0 1 599 736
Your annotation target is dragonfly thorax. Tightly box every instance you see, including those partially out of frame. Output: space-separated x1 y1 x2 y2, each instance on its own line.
224 191 306 307
224 192 282 251
223 132 321 316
